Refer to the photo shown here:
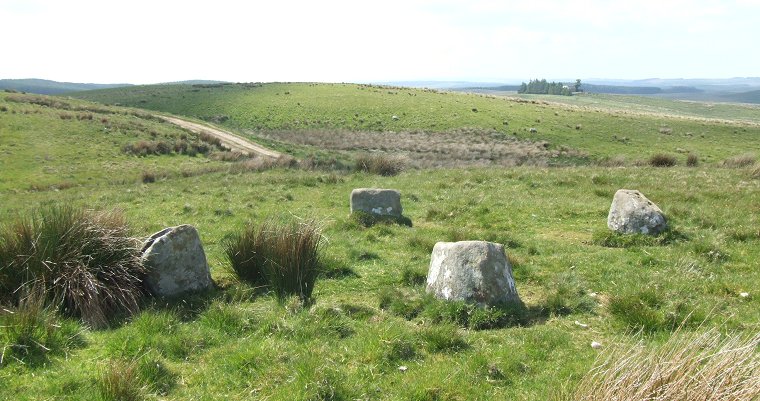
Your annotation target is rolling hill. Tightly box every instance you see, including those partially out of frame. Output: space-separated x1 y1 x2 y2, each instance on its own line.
0 78 132 95
72 82 760 163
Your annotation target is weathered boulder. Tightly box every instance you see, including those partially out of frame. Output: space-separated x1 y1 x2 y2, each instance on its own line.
141 225 213 297
426 241 521 307
350 188 403 217
607 189 667 235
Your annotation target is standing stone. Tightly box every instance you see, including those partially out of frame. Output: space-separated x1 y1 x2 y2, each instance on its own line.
607 189 667 235
426 241 521 307
141 225 213 297
350 188 403 217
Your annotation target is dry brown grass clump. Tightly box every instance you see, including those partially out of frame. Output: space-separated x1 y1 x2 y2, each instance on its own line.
571 328 760 401
0 207 145 328
686 153 699 167
649 153 677 167
751 163 760 179
721 153 756 168
355 153 407 176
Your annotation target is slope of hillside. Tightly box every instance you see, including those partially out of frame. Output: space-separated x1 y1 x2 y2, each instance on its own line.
723 89 760 104
73 82 760 163
0 78 132 95
0 93 243 193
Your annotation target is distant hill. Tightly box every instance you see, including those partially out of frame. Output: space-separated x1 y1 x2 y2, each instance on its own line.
0 79 132 95
722 90 760 104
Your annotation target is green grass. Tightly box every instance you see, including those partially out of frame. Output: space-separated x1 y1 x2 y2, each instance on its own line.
70 83 760 163
1 88 759 400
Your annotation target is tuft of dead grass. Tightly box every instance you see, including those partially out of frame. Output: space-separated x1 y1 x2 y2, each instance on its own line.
721 153 756 168
571 327 760 401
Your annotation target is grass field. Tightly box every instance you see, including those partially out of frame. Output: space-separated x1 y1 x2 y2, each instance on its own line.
1 89 759 400
72 83 760 164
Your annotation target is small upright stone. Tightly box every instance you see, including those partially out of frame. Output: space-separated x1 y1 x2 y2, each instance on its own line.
350 188 403 218
426 241 521 307
141 225 213 297
607 189 667 235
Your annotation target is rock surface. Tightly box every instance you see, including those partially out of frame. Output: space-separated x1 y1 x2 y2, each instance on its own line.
607 189 667 235
350 188 403 217
141 225 213 297
426 241 521 307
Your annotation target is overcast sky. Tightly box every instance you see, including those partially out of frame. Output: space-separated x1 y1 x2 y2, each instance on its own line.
2 0 759 84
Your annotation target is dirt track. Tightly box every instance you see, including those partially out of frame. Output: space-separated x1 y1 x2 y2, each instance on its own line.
158 115 282 159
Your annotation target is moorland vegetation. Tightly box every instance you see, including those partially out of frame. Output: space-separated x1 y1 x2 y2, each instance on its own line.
1 84 758 400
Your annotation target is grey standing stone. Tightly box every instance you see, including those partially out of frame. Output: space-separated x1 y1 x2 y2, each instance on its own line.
350 188 403 217
607 189 667 235
141 225 213 297
426 241 521 307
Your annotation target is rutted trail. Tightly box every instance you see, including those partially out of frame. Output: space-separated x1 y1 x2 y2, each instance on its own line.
158 115 282 159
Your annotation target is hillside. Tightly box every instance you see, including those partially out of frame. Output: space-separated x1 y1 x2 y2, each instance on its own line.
72 82 760 164
1 90 759 400
0 78 132 95
724 89 760 104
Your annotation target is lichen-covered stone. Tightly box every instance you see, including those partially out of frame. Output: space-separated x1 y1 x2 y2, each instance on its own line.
350 188 403 217
426 241 521 307
607 189 667 235
141 225 213 297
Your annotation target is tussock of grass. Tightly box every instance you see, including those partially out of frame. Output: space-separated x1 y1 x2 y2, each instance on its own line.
223 219 322 302
721 153 756 168
379 288 525 330
608 288 705 333
751 162 760 178
400 266 427 286
648 153 677 167
591 228 686 248
0 206 145 328
543 272 596 315
97 359 143 401
355 153 406 176
419 323 468 353
571 328 760 401
686 152 699 167
0 288 84 367
350 210 413 228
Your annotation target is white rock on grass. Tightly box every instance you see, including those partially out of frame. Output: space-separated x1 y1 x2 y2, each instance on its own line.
607 189 667 235
350 188 403 217
426 241 521 307
141 225 213 297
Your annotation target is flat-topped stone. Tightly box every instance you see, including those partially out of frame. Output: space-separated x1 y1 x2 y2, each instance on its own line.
350 188 403 217
607 189 667 235
426 240 521 307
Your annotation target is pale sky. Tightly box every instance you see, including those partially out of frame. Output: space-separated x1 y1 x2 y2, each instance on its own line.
1 0 759 84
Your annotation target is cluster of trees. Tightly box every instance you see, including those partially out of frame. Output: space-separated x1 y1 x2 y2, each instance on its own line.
518 79 581 96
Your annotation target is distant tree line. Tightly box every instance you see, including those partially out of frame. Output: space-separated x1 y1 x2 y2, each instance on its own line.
518 79 580 96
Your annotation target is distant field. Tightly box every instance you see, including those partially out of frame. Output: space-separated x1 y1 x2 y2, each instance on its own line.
515 92 760 124
72 83 760 164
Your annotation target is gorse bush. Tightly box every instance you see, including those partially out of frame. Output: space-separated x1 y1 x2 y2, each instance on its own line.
570 328 760 401
0 206 145 328
354 153 406 176
224 220 322 302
